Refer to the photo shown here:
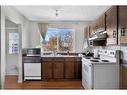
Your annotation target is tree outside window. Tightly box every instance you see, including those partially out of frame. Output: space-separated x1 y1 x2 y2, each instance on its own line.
43 28 74 52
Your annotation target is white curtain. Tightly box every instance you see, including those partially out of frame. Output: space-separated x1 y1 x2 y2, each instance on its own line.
38 23 48 42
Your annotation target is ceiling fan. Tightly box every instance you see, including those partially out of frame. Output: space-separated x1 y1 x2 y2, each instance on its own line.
55 9 59 17
54 9 64 17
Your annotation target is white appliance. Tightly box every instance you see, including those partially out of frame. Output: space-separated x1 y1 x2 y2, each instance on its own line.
89 31 107 41
82 49 120 89
23 57 41 80
93 49 99 58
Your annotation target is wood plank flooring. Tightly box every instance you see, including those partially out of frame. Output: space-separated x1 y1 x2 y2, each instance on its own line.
4 76 84 89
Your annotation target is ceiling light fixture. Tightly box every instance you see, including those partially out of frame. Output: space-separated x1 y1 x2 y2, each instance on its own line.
55 10 58 17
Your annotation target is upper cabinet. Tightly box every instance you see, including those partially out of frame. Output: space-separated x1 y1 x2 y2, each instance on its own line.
106 6 127 45
90 22 96 36
118 6 127 45
85 6 127 46
95 14 106 32
106 6 118 45
92 14 106 34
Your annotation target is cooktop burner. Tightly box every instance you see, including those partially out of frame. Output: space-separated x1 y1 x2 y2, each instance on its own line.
90 60 100 62
93 57 100 59
101 60 109 62
85 57 91 59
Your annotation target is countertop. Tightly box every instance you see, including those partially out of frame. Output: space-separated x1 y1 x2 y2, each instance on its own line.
41 55 81 58
22 54 81 58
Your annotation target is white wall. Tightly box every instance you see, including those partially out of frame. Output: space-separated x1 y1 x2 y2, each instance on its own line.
1 6 30 88
4 6 30 48
1 6 6 89
74 23 87 52
28 21 41 48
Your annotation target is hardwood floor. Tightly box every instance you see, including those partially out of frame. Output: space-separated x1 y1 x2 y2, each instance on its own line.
4 76 83 89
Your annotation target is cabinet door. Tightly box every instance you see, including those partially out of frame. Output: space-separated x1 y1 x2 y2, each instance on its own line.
90 22 96 36
89 25 92 38
54 59 64 79
106 6 117 45
96 14 106 32
118 6 127 45
74 58 82 79
42 62 53 79
65 58 75 79
120 64 127 89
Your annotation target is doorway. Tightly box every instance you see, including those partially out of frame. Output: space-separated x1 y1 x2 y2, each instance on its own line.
5 19 20 76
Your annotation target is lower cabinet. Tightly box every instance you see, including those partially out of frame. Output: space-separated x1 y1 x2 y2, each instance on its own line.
120 64 127 89
53 59 64 79
65 59 75 79
75 58 82 79
42 62 53 79
42 57 81 80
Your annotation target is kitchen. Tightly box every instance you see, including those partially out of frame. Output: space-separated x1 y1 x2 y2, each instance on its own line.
0 5 127 90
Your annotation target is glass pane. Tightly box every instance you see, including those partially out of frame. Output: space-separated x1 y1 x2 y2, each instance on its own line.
44 28 58 51
59 28 74 51
9 33 19 54
43 28 74 52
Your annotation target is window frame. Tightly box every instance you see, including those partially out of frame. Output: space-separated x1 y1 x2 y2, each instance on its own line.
43 28 75 52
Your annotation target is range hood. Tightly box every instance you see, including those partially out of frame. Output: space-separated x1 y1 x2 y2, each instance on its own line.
89 31 107 41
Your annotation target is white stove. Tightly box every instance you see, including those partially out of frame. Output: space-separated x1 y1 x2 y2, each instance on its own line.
82 49 120 89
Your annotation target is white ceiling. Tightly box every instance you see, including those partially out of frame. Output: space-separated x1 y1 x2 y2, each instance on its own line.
13 6 111 21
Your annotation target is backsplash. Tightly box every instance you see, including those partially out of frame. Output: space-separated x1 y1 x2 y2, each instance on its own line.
93 45 127 61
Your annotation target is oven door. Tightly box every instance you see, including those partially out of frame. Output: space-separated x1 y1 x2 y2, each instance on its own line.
82 59 93 89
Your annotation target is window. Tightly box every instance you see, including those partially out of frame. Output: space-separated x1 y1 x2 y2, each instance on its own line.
9 33 19 54
43 28 74 52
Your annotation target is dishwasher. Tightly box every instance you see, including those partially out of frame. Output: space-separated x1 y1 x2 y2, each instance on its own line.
23 56 42 81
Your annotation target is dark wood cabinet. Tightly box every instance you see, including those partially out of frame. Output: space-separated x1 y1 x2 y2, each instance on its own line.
83 6 127 46
89 25 92 37
42 57 81 80
42 60 53 79
96 14 106 32
90 22 96 36
106 6 127 45
65 58 75 79
53 58 64 79
120 64 127 89
74 58 82 79
106 6 118 45
118 6 127 45
91 14 106 35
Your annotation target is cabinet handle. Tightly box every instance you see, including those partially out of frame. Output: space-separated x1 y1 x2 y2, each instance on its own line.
113 30 116 38
121 28 125 36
